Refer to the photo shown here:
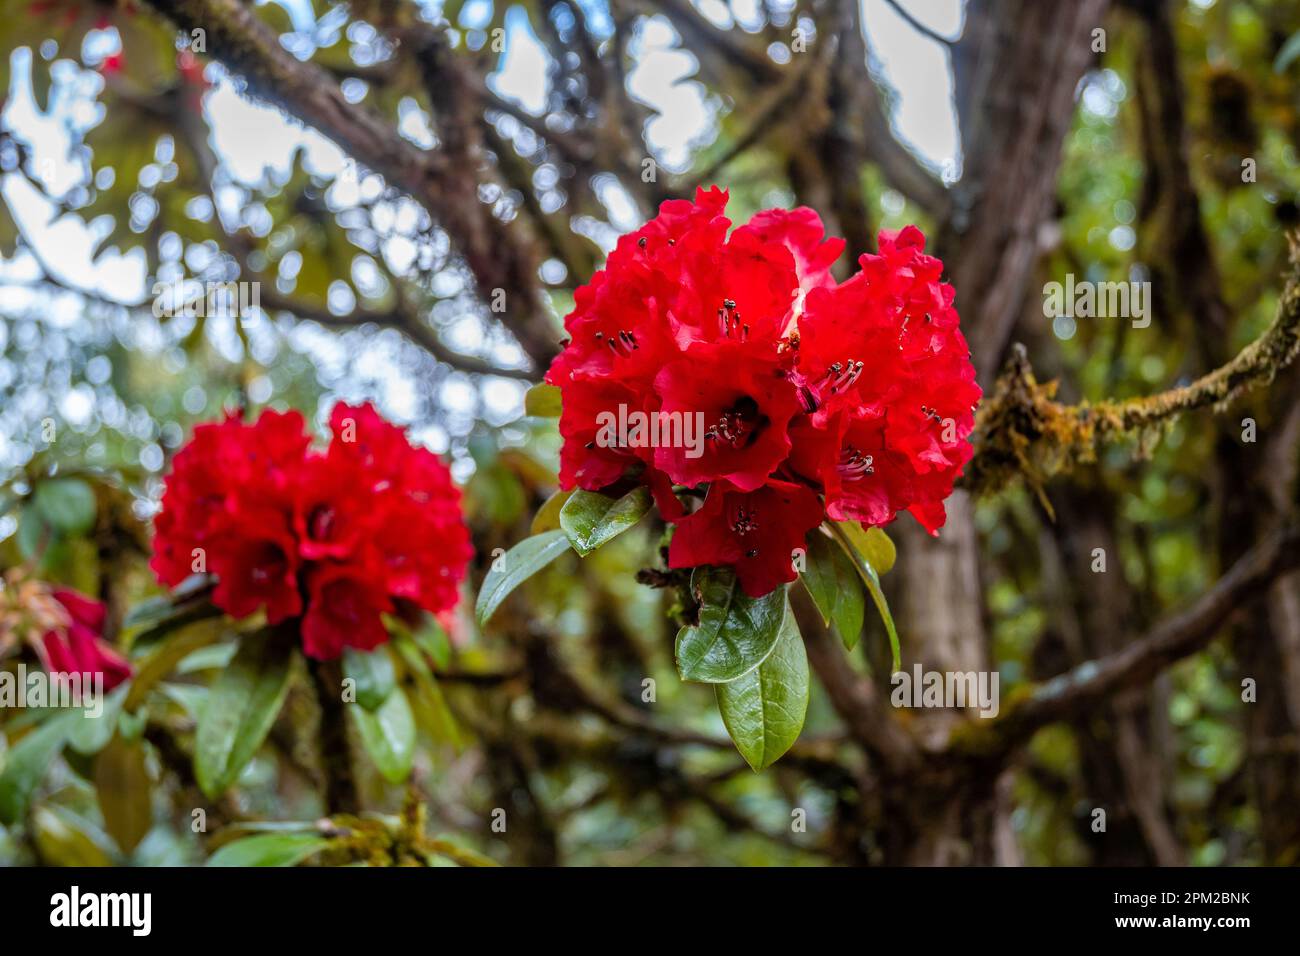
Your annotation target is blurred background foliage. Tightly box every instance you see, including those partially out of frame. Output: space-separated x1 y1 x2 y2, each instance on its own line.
2 0 1300 866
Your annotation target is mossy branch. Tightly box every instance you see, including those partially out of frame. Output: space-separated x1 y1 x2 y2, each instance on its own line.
962 232 1300 506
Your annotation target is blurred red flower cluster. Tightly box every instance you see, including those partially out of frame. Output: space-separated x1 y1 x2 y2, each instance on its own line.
0 571 130 690
40 588 132 691
546 187 981 597
151 403 471 659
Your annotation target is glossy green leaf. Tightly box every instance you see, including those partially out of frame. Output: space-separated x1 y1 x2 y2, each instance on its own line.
524 382 562 417
716 597 809 770
206 832 331 867
829 524 901 671
836 521 896 575
194 633 294 799
559 487 652 556
800 529 866 650
675 568 787 683
475 530 572 627
351 686 416 784
0 710 78 825
343 645 396 710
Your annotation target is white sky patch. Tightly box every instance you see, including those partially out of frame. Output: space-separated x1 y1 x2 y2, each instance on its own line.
862 0 962 177
2 0 963 461
488 7 549 115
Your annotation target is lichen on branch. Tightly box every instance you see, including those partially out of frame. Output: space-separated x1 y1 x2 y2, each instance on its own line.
962 231 1300 507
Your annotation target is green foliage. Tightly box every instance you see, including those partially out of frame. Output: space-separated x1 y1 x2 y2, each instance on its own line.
343 645 397 711
194 632 294 799
351 687 417 784
559 487 652 556
716 597 810 771
800 528 865 650
206 832 331 868
674 568 787 684
0 711 79 825
474 529 572 627
829 523 900 671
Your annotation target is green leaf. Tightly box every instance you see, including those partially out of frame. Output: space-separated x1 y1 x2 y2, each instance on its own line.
94 733 153 855
343 645 396 710
524 382 562 417
861 561 900 671
835 521 896 575
206 832 331 867
0 710 79 825
716 597 810 770
67 683 130 755
799 529 866 650
351 686 416 784
33 478 97 536
16 507 50 561
413 619 453 670
158 683 208 720
31 805 114 867
125 621 226 711
392 636 464 750
194 633 294 799
675 568 787 683
559 487 652 556
1275 30 1300 72
530 488 575 535
475 530 572 627
829 524 901 671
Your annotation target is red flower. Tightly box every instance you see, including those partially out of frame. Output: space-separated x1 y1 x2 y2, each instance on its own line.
653 341 801 492
668 480 824 597
544 188 981 596
301 565 393 661
41 589 131 692
151 403 472 659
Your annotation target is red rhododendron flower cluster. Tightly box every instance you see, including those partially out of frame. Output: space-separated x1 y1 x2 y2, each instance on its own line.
151 404 472 659
546 187 981 597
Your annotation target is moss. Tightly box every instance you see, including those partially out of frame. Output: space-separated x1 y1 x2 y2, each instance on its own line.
963 233 1300 505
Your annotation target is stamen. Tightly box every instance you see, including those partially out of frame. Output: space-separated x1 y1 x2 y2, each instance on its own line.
797 386 819 414
602 329 639 357
730 507 758 536
707 398 754 446
717 298 744 339
819 359 865 395
836 446 875 481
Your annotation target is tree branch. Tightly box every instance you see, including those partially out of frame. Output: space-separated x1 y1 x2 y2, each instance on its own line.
954 516 1300 762
962 231 1300 500
141 0 559 369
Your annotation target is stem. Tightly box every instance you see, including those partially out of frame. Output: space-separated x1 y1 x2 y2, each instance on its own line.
308 656 360 815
